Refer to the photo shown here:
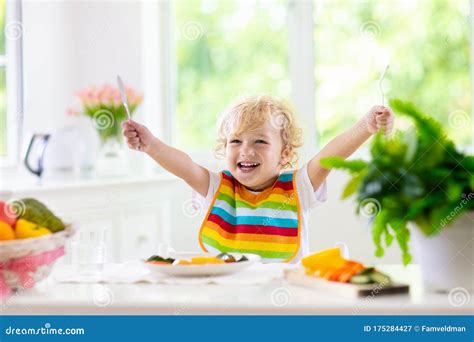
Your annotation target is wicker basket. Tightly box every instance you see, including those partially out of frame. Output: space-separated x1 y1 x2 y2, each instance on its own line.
0 224 76 296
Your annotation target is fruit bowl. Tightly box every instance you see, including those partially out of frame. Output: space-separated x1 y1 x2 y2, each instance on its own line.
0 198 77 297
0 224 76 297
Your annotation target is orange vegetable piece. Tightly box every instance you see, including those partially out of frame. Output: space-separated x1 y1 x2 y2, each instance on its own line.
338 263 365 283
327 265 352 281
177 260 192 265
190 257 225 265
302 248 341 268
302 248 368 283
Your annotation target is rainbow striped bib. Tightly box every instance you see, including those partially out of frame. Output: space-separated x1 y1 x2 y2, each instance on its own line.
198 170 301 263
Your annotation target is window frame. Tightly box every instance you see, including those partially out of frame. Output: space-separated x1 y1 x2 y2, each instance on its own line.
0 0 23 168
287 0 317 161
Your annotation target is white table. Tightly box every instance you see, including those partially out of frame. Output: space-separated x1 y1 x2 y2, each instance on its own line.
2 265 472 315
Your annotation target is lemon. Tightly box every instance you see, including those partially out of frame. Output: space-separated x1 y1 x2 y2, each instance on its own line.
15 219 52 239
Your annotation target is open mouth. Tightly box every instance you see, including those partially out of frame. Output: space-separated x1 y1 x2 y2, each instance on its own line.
237 162 260 172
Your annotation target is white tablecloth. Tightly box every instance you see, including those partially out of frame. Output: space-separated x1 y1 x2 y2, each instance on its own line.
52 261 296 285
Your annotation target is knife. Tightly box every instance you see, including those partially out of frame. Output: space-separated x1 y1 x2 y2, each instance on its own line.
116 75 131 122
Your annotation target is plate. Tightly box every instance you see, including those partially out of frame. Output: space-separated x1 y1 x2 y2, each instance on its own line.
143 252 261 277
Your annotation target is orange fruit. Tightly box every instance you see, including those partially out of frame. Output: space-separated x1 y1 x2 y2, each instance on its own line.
0 220 15 240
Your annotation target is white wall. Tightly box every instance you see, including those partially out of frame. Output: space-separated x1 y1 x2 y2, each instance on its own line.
22 0 144 128
19 0 405 265
21 0 147 175
309 170 403 264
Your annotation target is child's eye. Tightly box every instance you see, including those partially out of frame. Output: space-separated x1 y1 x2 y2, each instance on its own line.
230 139 241 144
255 140 268 144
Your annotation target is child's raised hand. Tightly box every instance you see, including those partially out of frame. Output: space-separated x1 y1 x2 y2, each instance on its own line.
121 120 156 153
364 105 394 135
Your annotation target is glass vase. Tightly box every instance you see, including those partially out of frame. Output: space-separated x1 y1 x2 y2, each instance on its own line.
94 135 129 178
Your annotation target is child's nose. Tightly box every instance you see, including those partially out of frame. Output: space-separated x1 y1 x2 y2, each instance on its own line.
240 142 255 156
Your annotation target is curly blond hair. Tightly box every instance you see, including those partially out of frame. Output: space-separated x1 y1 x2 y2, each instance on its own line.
214 95 303 169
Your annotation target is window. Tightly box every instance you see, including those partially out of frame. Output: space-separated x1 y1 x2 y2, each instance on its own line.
174 0 290 150
314 0 471 146
0 0 23 166
172 0 472 154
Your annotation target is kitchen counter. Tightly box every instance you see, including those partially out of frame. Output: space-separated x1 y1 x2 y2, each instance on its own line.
2 265 472 315
0 171 179 195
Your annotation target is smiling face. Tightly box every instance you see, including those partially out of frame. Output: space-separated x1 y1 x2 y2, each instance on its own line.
215 95 303 190
225 121 288 191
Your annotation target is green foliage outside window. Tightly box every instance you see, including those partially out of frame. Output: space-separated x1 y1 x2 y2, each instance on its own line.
175 0 290 149
316 0 470 146
176 0 471 151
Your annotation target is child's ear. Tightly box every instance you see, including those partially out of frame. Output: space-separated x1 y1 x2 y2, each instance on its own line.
280 148 290 165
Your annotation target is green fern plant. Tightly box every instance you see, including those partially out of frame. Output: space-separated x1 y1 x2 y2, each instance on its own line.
321 99 474 265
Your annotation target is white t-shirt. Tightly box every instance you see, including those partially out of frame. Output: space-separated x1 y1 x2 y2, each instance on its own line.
193 162 327 263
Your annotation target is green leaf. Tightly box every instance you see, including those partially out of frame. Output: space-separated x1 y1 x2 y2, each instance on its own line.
389 99 448 145
370 132 386 158
384 227 394 247
402 253 412 265
406 193 445 220
415 141 446 169
146 255 175 263
414 216 432 236
320 157 367 172
460 156 474 172
372 211 389 258
389 219 411 266
446 181 463 202
403 128 418 163
375 247 384 258
400 172 424 199
426 167 453 179
342 174 364 199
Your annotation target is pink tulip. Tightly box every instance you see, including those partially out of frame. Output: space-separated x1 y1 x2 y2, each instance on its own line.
69 82 143 118
113 91 122 107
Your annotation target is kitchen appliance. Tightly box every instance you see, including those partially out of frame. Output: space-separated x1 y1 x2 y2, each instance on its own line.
24 133 50 177
24 125 99 180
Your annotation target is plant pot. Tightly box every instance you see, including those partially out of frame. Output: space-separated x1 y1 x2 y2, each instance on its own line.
94 136 129 178
411 212 473 292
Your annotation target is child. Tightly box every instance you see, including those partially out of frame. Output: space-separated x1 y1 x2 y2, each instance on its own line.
122 95 393 263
